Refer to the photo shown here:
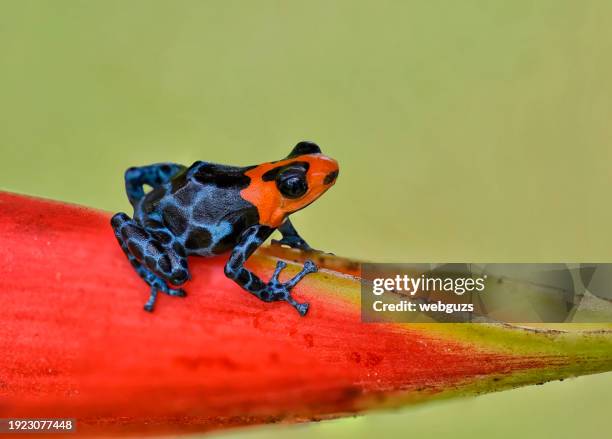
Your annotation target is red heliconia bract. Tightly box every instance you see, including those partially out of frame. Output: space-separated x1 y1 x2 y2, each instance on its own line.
0 192 611 436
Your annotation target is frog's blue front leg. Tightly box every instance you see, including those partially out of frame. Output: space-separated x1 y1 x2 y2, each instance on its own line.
224 224 318 316
124 163 186 206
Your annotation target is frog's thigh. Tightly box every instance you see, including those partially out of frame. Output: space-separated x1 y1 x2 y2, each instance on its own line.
112 213 190 286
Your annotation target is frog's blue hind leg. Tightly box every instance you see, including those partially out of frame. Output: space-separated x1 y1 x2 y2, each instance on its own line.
124 163 186 206
111 212 190 311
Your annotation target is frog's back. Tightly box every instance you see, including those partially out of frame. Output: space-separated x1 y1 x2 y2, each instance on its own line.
136 161 261 255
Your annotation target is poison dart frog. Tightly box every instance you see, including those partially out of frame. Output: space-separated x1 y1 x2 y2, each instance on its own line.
111 141 339 316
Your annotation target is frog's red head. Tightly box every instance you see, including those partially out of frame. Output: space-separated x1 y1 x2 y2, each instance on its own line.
241 141 339 228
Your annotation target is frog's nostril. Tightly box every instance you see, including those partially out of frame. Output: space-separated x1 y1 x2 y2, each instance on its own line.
323 170 339 185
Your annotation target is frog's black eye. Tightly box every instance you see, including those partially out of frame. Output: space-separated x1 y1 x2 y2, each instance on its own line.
277 169 308 199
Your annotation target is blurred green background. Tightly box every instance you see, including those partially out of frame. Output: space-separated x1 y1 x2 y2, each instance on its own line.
1 1 610 437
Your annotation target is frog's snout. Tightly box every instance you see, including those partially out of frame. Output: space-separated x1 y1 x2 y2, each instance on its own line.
316 155 339 187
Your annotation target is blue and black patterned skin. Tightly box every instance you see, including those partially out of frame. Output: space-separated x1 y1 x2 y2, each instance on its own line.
111 142 339 315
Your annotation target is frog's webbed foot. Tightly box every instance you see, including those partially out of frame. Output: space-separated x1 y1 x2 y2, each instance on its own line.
261 260 318 316
271 236 334 256
273 218 333 254
166 288 187 297
271 236 313 252
143 277 187 312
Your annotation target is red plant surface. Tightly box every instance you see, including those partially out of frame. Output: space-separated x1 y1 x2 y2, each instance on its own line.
0 191 611 436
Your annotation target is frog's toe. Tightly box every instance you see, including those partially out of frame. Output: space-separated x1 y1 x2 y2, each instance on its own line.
302 259 317 274
284 293 309 316
271 237 313 252
316 248 336 256
294 301 310 316
301 246 335 256
143 290 158 312
167 288 187 297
